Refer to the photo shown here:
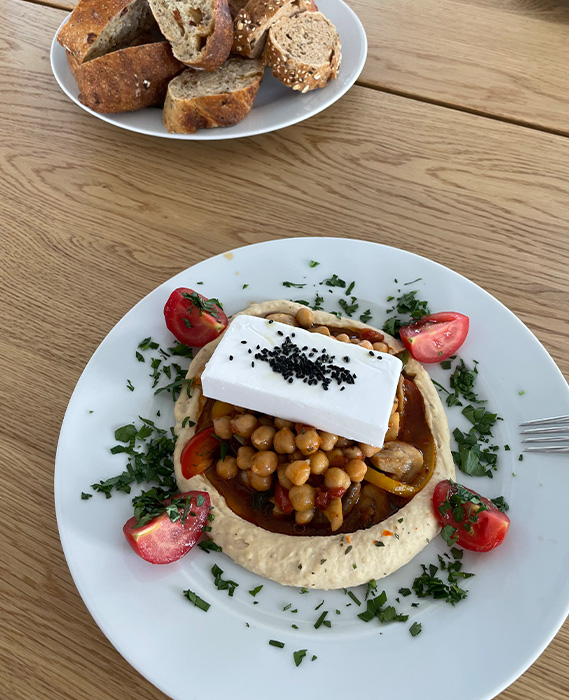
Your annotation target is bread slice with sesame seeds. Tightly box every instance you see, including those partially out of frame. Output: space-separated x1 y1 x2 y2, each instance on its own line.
66 41 184 112
264 10 340 92
163 56 264 132
227 0 248 19
147 0 233 69
57 0 157 64
232 0 316 59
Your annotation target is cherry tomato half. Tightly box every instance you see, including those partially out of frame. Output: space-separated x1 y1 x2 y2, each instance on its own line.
399 312 469 363
432 480 510 552
164 288 228 347
180 426 220 480
123 491 211 564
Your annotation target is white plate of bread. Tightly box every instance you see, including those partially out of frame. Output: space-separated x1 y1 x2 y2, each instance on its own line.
50 0 367 139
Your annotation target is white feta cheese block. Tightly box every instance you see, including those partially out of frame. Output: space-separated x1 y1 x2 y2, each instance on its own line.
201 315 403 447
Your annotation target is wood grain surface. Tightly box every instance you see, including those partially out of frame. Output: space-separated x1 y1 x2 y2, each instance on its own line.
42 0 569 134
2 1 569 699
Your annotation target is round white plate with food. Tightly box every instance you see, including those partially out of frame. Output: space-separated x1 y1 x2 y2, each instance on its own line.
50 0 367 140
55 237 569 700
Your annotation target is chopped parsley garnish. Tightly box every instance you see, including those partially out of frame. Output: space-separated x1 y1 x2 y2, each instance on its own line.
211 564 239 596
339 298 359 317
138 337 159 351
126 379 135 391
357 590 409 624
409 622 422 637
283 281 306 288
398 588 411 597
81 492 92 500
314 611 331 629
293 650 307 667
183 589 210 612
249 585 263 597
324 274 346 288
359 309 372 324
412 557 473 605
491 496 510 512
309 260 320 268
181 291 223 322
345 281 355 296
269 640 285 648
382 290 430 337
198 540 223 553
343 588 361 606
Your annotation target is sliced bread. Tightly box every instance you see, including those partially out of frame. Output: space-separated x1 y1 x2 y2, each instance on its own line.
147 0 233 69
227 0 248 19
66 41 184 112
163 56 264 132
232 0 316 59
57 0 155 64
264 11 341 92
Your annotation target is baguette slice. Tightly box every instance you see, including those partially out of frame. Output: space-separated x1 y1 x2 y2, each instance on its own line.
66 42 184 113
57 0 155 64
232 0 316 58
265 11 341 92
147 0 233 69
163 56 264 133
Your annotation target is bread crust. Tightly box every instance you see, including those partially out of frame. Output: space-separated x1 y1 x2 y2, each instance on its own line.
232 0 316 58
57 0 154 63
264 11 341 91
147 0 233 70
66 42 184 113
163 61 263 133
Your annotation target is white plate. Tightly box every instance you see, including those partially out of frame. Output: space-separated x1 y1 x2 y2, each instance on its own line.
50 0 367 140
55 237 569 700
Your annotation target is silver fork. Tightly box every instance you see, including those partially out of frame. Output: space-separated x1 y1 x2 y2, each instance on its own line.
520 415 569 453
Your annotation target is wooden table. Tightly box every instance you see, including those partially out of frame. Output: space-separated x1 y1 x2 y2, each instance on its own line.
2 0 569 697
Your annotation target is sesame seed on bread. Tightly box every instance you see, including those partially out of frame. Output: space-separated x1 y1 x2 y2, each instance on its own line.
264 10 340 92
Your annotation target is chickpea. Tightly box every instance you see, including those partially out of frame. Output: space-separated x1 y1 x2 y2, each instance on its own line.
319 431 338 451
335 437 351 448
251 425 276 451
385 412 400 442
343 445 364 461
345 458 367 482
324 467 351 491
324 497 343 532
311 325 331 336
213 415 232 440
211 401 234 419
238 469 250 487
248 471 273 491
273 427 296 454
295 429 321 456
285 460 311 486
215 456 238 480
373 342 389 353
289 449 304 461
358 339 373 350
277 464 294 489
236 445 255 470
358 442 381 458
309 451 329 475
274 417 294 429
266 313 298 326
335 333 350 343
288 483 315 512
326 447 346 467
250 450 278 477
295 508 315 525
231 413 257 438
295 306 314 329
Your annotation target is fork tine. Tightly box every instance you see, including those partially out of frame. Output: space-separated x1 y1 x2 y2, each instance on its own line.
520 414 569 426
522 436 569 443
520 426 569 434
523 445 569 453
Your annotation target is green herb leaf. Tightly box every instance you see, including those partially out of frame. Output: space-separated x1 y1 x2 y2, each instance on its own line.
183 589 210 612
409 622 422 637
293 650 307 667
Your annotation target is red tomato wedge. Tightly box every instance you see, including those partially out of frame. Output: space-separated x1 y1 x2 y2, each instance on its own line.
432 480 510 552
274 482 294 515
123 491 211 564
164 288 228 347
399 312 469 363
180 426 220 480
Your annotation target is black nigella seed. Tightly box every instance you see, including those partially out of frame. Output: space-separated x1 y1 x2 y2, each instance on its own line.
291 333 295 337
340 386 345 391
251 361 255 367
241 340 247 344
343 356 350 363
229 355 234 361
369 351 374 356
248 349 252 354
376 356 382 360
256 344 260 350
268 320 274 324
277 330 284 336
288 377 293 383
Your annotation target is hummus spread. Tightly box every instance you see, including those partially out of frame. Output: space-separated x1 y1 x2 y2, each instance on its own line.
174 301 455 589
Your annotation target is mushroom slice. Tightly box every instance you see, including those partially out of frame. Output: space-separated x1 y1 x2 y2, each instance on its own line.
370 441 424 483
